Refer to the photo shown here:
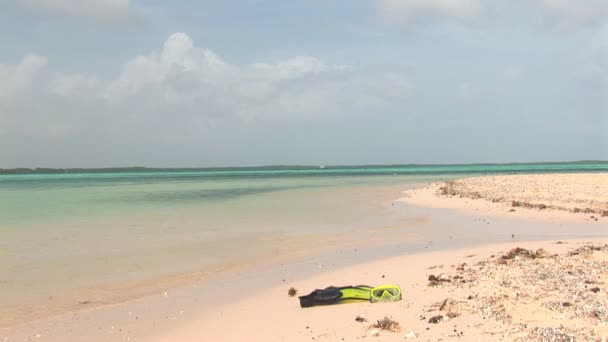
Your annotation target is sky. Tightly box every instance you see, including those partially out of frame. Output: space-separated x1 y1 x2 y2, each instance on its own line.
0 0 607 168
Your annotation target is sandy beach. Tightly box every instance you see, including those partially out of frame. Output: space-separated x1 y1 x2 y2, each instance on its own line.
3 173 608 341
400 173 608 223
153 240 608 342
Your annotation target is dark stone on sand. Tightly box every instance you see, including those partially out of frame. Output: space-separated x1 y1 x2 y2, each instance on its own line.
428 315 444 324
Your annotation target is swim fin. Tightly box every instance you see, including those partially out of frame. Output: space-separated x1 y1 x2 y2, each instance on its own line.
298 285 373 308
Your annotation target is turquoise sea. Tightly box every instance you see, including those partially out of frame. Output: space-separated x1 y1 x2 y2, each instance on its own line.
1 161 607 325
2 161 607 225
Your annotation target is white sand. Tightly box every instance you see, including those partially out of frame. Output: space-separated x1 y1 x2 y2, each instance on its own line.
151 240 608 342
400 173 608 223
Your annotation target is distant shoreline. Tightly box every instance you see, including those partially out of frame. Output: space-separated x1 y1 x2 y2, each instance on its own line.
1 160 607 175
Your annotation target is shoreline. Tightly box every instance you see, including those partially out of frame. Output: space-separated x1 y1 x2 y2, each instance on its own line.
3 173 608 341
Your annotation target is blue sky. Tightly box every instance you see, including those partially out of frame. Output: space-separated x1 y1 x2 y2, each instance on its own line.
0 0 606 167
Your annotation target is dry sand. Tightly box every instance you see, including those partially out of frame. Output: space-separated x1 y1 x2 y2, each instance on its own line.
400 173 608 223
152 240 608 342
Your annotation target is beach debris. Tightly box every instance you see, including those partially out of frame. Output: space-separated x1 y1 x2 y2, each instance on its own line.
428 273 451 286
355 315 367 323
434 176 608 217
371 317 400 332
567 244 608 256
500 247 551 260
288 287 298 297
424 243 608 339
428 315 444 324
525 327 575 342
438 298 461 319
501 247 533 259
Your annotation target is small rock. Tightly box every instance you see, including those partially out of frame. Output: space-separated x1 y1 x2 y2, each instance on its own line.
369 329 380 337
428 315 444 324
590 287 600 293
355 315 367 323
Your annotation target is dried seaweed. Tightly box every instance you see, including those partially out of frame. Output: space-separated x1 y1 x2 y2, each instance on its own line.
371 317 400 332
425 244 608 340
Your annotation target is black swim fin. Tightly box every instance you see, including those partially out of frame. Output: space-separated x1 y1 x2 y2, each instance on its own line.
298 285 373 308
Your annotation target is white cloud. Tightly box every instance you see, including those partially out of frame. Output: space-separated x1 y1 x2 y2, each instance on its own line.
0 53 47 105
0 54 45 142
378 0 608 32
1 33 415 166
100 33 410 119
51 73 99 96
17 0 132 21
